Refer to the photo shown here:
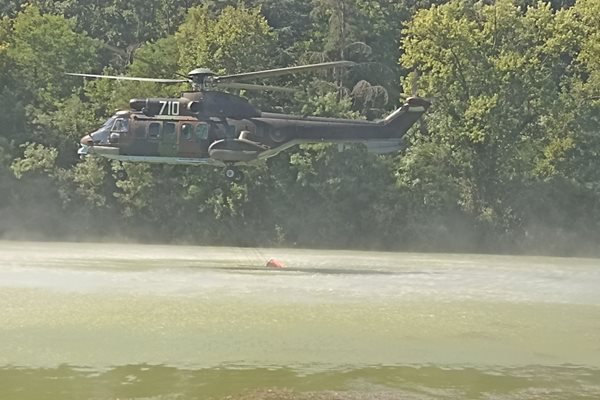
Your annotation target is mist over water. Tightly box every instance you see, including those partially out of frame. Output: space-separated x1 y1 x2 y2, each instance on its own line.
1 241 599 399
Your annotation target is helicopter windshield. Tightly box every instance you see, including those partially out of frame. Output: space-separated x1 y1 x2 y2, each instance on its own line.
89 116 117 144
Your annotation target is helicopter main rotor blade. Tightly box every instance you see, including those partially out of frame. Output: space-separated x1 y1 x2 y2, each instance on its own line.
66 72 189 84
217 82 298 93
216 61 355 82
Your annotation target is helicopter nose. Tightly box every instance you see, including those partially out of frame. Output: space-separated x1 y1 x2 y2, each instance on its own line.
80 134 93 146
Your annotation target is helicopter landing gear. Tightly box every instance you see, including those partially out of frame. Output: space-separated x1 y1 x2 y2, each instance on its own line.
224 167 244 182
115 169 128 181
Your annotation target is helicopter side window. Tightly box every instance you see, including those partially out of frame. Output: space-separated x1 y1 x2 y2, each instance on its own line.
148 122 161 139
181 124 193 141
196 124 209 141
163 122 176 138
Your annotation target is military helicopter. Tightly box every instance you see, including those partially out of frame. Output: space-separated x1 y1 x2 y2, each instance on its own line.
70 61 430 181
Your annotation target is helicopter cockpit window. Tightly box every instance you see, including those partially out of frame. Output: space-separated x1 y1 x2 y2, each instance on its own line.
101 117 117 130
111 118 128 133
89 116 116 144
181 124 193 141
148 122 160 139
196 124 209 140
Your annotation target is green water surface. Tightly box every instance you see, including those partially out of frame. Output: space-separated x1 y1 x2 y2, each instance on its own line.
1 241 599 399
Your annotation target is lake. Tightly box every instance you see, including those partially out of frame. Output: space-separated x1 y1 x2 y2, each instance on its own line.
1 240 599 399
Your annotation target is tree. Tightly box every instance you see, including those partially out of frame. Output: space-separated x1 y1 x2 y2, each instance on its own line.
176 4 276 75
399 0 600 251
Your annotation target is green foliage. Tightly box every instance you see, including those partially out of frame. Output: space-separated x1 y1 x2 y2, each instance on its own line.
284 143 394 247
112 162 155 217
10 142 57 179
301 91 361 118
176 5 276 74
60 156 111 208
0 4 100 165
3 6 99 106
31 0 196 48
400 0 600 250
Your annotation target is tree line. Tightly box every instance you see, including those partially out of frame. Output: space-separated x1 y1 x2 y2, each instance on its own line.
1 0 599 255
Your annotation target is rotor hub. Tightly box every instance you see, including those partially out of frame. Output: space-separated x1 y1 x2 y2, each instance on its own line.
187 68 217 91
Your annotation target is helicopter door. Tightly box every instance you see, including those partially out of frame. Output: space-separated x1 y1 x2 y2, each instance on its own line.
109 117 128 144
158 121 177 156
137 121 161 156
178 123 207 158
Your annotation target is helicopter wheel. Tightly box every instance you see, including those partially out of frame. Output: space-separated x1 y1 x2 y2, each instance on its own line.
224 167 243 182
116 169 128 181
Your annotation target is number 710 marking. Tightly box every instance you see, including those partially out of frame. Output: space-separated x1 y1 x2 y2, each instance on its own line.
159 100 180 115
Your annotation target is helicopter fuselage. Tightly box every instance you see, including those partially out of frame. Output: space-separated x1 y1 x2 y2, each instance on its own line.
79 92 430 170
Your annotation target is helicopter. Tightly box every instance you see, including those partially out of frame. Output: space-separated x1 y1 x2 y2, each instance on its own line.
70 61 430 181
